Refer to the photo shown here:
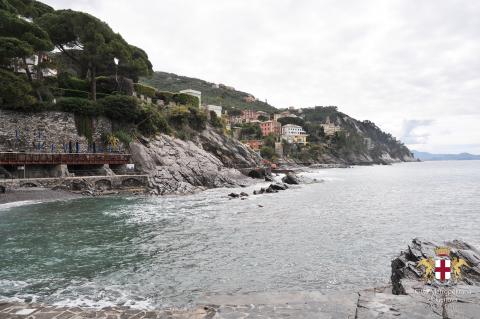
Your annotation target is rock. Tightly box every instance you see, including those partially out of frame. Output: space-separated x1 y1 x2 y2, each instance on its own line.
81 190 94 196
240 192 249 197
282 172 300 185
130 127 261 195
391 238 480 295
269 183 288 191
248 170 263 179
265 186 278 193
357 239 480 318
228 193 240 198
265 175 274 182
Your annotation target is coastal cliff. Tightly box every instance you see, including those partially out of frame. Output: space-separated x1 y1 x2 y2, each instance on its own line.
130 126 261 195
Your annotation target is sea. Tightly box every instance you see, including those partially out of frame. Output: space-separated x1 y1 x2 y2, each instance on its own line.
0 160 479 309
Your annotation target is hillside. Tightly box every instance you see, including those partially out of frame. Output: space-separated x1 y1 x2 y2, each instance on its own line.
279 106 415 164
142 72 414 164
141 71 277 113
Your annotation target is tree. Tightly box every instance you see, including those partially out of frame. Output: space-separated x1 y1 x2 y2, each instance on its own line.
37 10 152 100
0 4 53 101
260 146 275 161
0 69 36 108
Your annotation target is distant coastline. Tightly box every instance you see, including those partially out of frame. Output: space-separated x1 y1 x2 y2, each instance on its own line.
412 150 480 161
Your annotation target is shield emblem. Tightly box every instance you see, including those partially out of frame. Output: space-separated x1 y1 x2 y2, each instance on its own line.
434 257 451 282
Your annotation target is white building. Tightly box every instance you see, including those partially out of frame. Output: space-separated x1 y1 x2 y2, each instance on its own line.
281 124 308 144
14 54 57 78
179 89 201 107
282 124 306 136
202 104 222 117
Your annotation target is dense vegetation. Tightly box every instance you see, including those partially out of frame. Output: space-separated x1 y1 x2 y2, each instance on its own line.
0 0 214 143
141 71 277 114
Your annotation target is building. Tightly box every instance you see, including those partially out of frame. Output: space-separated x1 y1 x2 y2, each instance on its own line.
241 109 259 122
202 105 222 118
320 116 342 136
282 124 308 144
14 54 57 79
260 120 281 136
179 89 201 107
243 140 263 151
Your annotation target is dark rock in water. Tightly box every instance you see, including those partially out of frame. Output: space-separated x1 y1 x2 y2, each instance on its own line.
248 170 263 179
228 193 240 198
265 175 274 182
254 188 266 195
24 297 32 303
265 186 278 193
240 192 249 197
81 190 94 196
269 183 288 191
282 172 300 185
0 185 5 194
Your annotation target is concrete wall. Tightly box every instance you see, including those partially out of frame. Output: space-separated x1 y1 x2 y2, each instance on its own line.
0 175 149 192
0 110 113 153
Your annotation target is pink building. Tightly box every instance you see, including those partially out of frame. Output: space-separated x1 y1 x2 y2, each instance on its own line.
260 121 281 136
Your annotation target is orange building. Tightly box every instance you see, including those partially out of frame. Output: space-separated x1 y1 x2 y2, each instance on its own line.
260 121 281 136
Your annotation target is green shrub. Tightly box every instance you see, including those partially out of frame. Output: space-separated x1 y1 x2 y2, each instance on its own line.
167 105 207 131
0 69 36 109
74 114 94 142
113 130 133 145
167 105 190 127
57 73 89 92
55 97 100 116
137 107 171 136
96 76 117 94
98 95 140 122
260 146 275 160
155 91 174 104
210 111 223 128
187 105 207 130
54 88 90 99
173 93 199 107
134 83 156 98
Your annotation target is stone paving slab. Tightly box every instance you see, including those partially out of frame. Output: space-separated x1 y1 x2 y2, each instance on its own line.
0 302 214 319
199 291 359 318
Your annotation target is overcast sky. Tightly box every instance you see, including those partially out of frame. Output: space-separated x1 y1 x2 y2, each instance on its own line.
43 0 480 154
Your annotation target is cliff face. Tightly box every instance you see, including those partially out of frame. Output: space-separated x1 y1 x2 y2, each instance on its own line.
130 126 261 195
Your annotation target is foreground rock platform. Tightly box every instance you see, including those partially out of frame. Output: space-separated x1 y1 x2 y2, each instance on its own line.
0 302 214 319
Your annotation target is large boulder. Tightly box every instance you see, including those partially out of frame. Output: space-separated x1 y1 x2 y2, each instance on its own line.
282 172 300 185
269 183 289 191
357 239 480 318
391 238 480 295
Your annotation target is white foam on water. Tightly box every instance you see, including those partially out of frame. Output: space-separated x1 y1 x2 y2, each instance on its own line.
0 200 43 210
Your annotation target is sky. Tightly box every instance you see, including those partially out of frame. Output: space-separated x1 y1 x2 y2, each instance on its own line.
42 0 480 154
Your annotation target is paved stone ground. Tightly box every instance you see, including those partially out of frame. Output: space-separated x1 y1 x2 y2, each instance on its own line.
2 285 479 319
0 302 215 319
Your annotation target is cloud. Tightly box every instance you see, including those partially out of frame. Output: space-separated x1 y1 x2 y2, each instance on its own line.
41 0 480 153
400 119 434 145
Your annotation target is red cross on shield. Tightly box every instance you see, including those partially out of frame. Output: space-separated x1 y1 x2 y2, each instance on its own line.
435 258 451 282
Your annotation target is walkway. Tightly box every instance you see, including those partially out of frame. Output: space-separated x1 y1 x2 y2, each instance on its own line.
0 152 130 166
